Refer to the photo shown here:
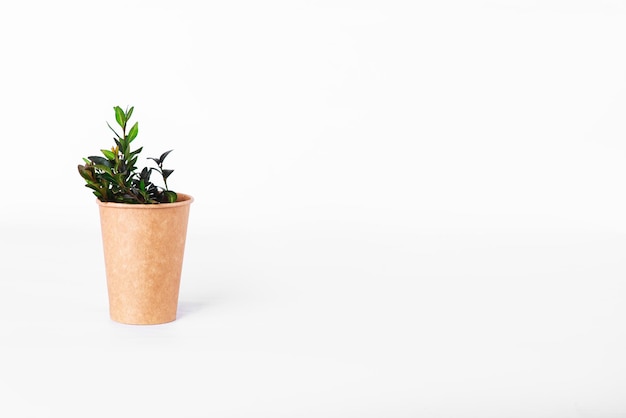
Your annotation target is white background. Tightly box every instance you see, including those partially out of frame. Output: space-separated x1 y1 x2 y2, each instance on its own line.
1 0 626 416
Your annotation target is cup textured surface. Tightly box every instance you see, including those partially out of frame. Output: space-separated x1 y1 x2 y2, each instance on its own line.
97 194 193 325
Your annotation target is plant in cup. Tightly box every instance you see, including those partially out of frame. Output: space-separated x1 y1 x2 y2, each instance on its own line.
77 106 177 204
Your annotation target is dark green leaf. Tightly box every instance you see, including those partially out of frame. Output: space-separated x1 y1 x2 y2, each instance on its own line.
88 156 111 167
102 173 116 183
107 122 122 140
162 169 174 179
140 167 152 181
159 149 173 162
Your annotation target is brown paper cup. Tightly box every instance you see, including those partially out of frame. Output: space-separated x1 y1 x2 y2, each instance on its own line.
97 193 193 325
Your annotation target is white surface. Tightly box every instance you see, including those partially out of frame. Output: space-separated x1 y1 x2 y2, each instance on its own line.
1 0 626 416
1 225 626 417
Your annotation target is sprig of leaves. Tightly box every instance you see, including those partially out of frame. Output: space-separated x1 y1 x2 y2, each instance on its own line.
77 106 178 204
148 150 177 203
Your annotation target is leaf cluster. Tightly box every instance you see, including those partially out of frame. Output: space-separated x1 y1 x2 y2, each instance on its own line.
78 106 178 204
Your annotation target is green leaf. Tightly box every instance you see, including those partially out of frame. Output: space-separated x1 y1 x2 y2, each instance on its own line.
140 188 151 202
126 106 134 121
114 106 125 128
101 149 116 160
164 191 178 203
129 147 143 157
139 179 146 192
128 122 138 142
114 173 126 185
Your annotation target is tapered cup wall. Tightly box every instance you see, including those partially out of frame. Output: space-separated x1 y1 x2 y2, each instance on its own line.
97 194 193 325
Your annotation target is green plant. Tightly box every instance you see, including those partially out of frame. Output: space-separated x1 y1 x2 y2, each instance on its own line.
77 106 178 204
